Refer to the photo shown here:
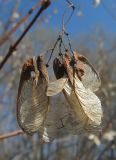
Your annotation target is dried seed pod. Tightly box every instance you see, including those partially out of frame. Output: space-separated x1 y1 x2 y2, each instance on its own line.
63 75 103 133
39 98 86 142
48 53 103 134
73 51 101 92
17 55 49 135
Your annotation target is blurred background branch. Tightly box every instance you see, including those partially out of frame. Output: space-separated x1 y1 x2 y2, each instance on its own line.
0 0 51 70
0 1 41 46
0 130 24 140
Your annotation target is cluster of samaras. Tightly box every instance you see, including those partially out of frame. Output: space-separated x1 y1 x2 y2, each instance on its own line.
17 51 103 142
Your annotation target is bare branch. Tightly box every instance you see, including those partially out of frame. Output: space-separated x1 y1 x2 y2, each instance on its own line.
0 0 51 70
0 1 41 46
0 130 24 140
2 0 21 33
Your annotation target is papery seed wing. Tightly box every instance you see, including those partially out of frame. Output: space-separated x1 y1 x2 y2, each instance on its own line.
63 82 88 124
73 51 101 92
53 56 103 134
17 56 49 135
17 79 49 135
63 74 103 132
76 75 103 124
38 96 85 142
47 78 68 96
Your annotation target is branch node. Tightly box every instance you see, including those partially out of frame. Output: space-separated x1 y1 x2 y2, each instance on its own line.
41 0 51 9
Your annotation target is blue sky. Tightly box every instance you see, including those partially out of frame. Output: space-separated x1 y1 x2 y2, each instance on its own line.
47 0 116 35
0 0 116 37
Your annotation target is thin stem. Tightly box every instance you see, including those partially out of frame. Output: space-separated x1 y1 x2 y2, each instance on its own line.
46 36 60 66
64 31 74 55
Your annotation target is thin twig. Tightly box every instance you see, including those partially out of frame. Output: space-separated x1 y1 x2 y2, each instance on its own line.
64 31 74 55
66 0 75 29
0 1 41 46
2 0 21 34
46 36 61 67
46 0 75 66
61 0 75 55
62 0 75 36
0 0 51 70
0 130 24 140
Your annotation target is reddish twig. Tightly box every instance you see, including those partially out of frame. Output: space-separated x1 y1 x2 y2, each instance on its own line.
0 130 24 140
0 1 41 46
0 0 51 70
2 0 21 34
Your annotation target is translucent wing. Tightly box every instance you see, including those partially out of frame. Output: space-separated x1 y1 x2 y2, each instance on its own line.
53 56 103 134
17 57 49 135
47 78 67 96
63 74 103 133
75 76 103 124
73 51 101 92
40 77 103 142
38 97 85 142
17 79 49 135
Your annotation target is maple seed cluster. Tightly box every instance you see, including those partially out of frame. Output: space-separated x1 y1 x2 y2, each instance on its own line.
17 51 103 142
